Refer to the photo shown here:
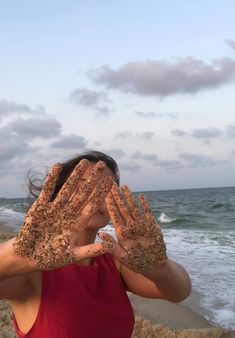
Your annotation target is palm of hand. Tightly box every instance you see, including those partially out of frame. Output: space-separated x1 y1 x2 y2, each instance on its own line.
17 203 80 269
118 223 166 273
14 160 113 270
104 185 167 274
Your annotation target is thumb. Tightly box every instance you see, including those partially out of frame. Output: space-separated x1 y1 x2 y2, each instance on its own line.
72 241 114 262
97 232 117 246
98 232 127 262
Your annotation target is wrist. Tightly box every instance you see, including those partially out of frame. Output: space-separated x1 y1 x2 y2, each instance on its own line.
143 258 170 281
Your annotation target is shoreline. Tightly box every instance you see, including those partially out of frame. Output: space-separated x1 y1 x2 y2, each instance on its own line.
129 293 212 329
129 293 235 337
0 220 17 232
0 224 234 337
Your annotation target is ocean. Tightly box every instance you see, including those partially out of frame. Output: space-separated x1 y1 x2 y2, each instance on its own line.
0 186 235 330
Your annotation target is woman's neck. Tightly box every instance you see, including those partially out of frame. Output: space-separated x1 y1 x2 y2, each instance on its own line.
75 228 98 247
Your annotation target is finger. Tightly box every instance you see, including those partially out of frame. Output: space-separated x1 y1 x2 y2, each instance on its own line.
37 163 62 206
121 185 144 224
98 232 128 261
25 198 39 217
72 241 115 261
62 176 113 231
105 193 134 239
52 159 90 209
78 176 113 217
97 232 117 244
138 194 156 227
100 233 153 255
111 183 132 223
68 161 108 212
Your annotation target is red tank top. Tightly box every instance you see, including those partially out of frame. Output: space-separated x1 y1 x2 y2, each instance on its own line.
13 254 135 338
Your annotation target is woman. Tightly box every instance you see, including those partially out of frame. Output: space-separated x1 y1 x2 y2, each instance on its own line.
0 151 191 338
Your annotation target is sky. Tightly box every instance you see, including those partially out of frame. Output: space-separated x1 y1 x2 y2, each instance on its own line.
0 0 235 197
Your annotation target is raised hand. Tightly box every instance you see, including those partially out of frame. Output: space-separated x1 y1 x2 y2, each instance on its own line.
101 184 168 274
13 160 113 270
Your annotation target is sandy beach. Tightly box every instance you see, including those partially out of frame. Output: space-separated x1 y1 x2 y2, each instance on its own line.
0 223 234 338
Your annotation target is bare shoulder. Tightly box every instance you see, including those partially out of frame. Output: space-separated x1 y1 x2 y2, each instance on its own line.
0 271 41 302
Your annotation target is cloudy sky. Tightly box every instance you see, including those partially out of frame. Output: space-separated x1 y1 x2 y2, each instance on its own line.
0 1 235 197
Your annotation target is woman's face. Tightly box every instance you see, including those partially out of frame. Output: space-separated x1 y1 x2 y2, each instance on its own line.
76 162 116 230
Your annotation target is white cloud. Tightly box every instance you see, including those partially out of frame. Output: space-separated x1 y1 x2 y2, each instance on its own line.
119 162 141 172
105 149 125 159
191 128 221 139
0 116 62 178
90 57 235 97
231 149 235 157
179 152 227 167
225 39 235 51
0 99 46 117
0 131 33 162
172 125 235 140
6 118 61 139
131 151 182 170
114 131 154 140
114 131 133 139
94 106 113 119
69 88 110 107
51 134 88 149
134 111 178 119
171 129 188 137
227 124 235 137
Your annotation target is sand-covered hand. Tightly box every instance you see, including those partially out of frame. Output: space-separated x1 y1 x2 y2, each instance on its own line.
13 160 113 270
103 184 168 273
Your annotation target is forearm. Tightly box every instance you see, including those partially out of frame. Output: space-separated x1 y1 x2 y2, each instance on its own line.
0 238 37 281
144 258 192 302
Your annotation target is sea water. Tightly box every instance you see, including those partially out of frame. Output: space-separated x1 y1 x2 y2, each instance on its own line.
0 187 234 329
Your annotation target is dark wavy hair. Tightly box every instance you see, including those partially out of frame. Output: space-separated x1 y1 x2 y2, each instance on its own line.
27 150 120 203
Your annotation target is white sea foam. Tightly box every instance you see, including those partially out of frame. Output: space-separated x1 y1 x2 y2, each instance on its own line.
0 207 24 221
213 309 235 329
165 228 235 330
158 212 176 223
